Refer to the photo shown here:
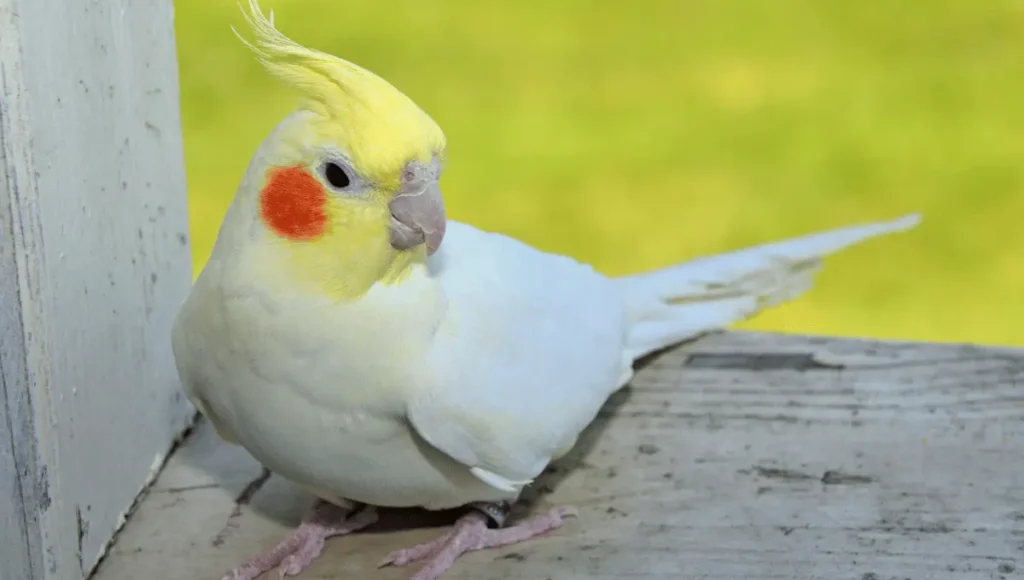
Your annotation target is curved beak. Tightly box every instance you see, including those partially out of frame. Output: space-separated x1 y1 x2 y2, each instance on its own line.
388 175 446 256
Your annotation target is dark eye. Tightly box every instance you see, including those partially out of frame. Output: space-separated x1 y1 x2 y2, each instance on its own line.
323 162 351 189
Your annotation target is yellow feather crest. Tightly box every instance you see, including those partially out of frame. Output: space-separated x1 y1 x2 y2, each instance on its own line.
234 0 446 186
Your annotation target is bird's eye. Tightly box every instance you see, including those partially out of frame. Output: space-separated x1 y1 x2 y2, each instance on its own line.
323 161 351 189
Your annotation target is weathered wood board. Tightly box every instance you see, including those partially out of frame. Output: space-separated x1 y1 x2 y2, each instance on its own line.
91 331 1024 580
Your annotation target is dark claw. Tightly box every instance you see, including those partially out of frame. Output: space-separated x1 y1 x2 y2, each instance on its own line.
467 500 512 528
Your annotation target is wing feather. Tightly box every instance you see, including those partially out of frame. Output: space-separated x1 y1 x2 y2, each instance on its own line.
406 222 628 491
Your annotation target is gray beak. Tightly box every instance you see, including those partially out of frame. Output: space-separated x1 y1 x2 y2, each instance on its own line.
388 160 446 255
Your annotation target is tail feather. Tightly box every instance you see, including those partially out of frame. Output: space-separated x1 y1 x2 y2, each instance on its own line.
617 213 921 360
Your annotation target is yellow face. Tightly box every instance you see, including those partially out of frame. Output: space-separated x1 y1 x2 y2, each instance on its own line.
234 0 448 300
253 116 446 301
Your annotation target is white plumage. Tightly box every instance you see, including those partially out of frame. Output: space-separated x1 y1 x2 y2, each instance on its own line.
173 213 920 512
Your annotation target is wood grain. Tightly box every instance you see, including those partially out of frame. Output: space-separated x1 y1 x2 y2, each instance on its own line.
92 331 1024 580
0 0 193 577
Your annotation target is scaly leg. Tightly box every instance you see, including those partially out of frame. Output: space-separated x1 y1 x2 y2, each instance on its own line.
379 503 577 580
222 500 378 580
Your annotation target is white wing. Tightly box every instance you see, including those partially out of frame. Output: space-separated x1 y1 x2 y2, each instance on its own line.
406 222 631 492
405 214 921 493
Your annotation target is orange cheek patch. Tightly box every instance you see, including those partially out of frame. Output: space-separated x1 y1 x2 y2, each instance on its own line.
259 166 328 240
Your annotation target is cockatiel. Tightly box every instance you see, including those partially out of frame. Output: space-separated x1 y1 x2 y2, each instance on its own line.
171 2 922 579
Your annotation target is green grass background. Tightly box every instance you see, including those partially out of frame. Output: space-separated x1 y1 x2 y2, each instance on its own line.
173 0 1024 346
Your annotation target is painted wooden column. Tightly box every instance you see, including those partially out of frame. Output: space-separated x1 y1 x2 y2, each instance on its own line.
0 0 195 577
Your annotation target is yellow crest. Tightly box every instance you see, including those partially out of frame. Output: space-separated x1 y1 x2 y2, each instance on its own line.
234 0 446 187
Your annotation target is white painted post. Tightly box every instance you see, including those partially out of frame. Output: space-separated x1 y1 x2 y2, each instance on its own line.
0 0 194 578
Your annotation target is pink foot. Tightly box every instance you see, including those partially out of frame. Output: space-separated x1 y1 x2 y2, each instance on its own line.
222 500 378 580
379 505 577 580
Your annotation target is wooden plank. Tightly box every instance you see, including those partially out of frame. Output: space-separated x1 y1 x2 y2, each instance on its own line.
0 0 194 578
91 331 1024 580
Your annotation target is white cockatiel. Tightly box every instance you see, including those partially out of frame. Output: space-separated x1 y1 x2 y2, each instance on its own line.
171 2 922 579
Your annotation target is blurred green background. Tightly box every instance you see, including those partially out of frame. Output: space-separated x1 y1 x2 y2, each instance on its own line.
173 0 1023 346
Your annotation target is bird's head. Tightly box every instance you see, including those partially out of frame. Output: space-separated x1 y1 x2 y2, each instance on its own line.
226 0 447 300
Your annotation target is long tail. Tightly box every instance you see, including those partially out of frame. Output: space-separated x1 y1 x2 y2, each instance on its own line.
616 213 921 360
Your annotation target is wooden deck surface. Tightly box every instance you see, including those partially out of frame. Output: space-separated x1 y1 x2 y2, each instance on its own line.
91 331 1024 580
